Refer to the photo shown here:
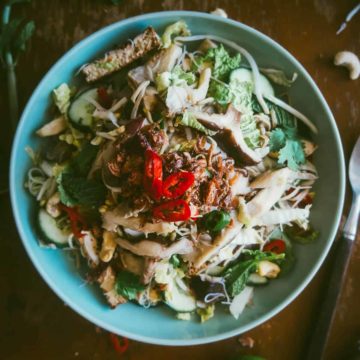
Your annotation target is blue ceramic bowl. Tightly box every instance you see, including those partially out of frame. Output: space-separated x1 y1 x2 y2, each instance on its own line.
10 11 345 345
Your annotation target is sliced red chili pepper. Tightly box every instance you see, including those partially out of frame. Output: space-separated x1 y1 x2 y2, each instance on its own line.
97 87 113 109
59 204 87 239
162 171 195 199
153 199 191 222
144 149 163 200
263 239 286 254
109 333 129 354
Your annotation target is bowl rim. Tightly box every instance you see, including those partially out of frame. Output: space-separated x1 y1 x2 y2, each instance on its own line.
10 10 346 346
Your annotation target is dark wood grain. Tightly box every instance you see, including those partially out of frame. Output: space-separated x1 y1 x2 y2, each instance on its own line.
0 1 359 359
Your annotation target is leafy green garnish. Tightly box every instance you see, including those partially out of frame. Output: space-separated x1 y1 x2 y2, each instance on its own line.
200 45 241 81
58 173 106 207
169 254 181 268
177 112 217 136
57 143 106 208
115 271 145 301
53 83 71 115
269 127 305 170
161 20 190 49
202 210 231 233
155 65 196 92
285 224 319 244
223 250 285 297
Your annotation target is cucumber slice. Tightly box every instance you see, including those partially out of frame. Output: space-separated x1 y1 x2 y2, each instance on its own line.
68 88 98 130
164 281 196 313
38 209 70 247
247 273 269 286
230 68 275 97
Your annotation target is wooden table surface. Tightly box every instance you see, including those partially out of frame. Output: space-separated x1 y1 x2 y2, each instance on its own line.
1 1 359 359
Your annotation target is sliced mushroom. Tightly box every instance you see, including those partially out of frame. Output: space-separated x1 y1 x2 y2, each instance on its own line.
148 44 183 76
97 266 127 308
116 237 193 258
198 39 217 53
128 66 147 89
143 86 160 112
190 67 211 103
247 168 291 218
119 250 158 284
36 116 67 137
102 206 177 236
193 105 261 165
192 220 243 270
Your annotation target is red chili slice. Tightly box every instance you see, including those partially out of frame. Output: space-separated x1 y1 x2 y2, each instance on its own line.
162 171 195 199
263 239 286 254
109 333 129 354
97 87 113 109
59 204 87 239
153 199 191 222
143 149 163 200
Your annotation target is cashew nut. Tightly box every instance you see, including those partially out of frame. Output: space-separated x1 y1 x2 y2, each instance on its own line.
99 231 117 262
258 260 280 278
334 51 360 80
46 192 61 218
210 8 228 18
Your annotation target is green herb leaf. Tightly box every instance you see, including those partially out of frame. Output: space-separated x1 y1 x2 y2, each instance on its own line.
169 254 181 268
200 45 241 81
178 112 217 136
202 210 231 233
115 271 145 300
68 142 99 176
284 224 319 244
277 138 305 170
223 250 285 297
57 173 106 207
161 20 190 49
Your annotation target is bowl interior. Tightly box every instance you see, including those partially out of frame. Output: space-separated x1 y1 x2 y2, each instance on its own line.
10 11 345 345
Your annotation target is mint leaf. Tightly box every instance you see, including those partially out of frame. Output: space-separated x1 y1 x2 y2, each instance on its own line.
223 251 285 297
116 271 145 300
68 142 99 176
58 173 106 207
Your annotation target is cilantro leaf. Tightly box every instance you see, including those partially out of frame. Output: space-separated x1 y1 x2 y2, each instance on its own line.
223 250 285 297
115 271 145 300
278 139 305 170
269 128 286 151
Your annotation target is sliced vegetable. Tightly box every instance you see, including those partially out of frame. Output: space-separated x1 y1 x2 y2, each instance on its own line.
153 199 191 222
143 149 163 201
263 239 286 254
247 273 269 286
285 224 319 244
115 271 145 301
161 20 190 49
230 68 275 97
58 204 87 239
165 282 196 312
202 210 231 233
38 208 70 247
68 88 97 130
223 250 285 297
53 83 71 115
162 171 195 199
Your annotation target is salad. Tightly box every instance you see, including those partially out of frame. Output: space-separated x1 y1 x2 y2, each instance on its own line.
26 21 319 322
